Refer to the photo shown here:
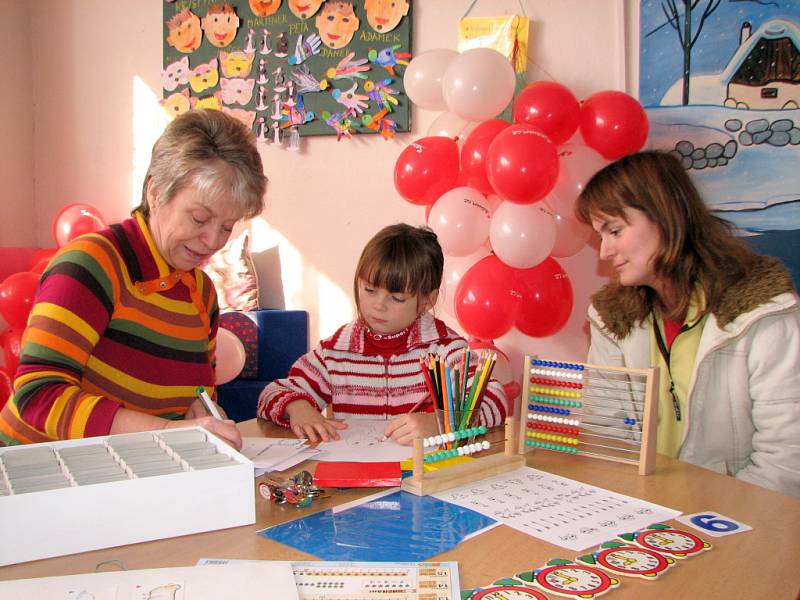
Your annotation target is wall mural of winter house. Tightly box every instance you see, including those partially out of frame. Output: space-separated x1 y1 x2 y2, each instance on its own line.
639 0 800 284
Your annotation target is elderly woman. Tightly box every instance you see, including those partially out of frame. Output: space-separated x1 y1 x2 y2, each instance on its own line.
0 109 266 449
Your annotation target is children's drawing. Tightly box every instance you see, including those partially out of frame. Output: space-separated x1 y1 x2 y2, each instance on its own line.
314 418 412 462
141 583 181 600
639 0 800 283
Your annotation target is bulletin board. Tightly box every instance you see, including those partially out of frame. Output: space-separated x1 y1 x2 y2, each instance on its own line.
162 0 413 140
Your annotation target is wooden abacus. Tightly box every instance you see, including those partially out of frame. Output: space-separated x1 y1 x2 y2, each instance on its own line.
400 356 659 496
401 419 525 496
520 356 658 475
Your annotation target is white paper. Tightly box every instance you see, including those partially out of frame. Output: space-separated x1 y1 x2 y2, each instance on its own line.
0 563 298 600
241 437 311 470
432 466 681 551
314 419 412 462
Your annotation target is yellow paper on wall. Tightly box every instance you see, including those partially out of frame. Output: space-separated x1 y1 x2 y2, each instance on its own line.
457 15 529 74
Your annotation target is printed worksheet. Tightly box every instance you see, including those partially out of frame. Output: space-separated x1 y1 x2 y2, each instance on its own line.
432 466 681 551
314 419 411 462
241 437 319 474
0 563 298 600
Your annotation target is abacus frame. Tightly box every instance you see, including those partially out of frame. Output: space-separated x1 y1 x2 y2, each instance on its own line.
520 356 658 476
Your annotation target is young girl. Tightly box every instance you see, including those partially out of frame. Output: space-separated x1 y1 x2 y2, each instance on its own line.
257 223 507 444
576 150 800 498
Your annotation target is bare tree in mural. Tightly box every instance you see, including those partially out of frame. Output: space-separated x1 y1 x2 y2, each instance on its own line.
662 0 721 105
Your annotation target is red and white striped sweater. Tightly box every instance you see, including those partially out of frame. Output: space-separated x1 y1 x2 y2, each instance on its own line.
257 313 507 428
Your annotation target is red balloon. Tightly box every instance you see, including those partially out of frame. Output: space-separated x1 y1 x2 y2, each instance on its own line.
29 258 52 275
393 136 460 205
514 257 573 337
512 81 580 145
28 248 57 271
486 124 559 204
0 367 12 411
454 255 522 340
459 119 511 195
579 91 649 160
52 203 107 247
0 272 40 329
1 328 23 378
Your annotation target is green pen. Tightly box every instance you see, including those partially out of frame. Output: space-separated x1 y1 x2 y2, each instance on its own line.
196 386 223 419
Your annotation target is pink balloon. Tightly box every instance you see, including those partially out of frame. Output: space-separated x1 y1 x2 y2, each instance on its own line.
215 327 246 385
542 192 593 258
428 187 492 257
579 91 649 160
442 48 517 122
454 255 521 341
552 142 608 203
489 202 556 269
514 258 573 337
52 203 107 247
512 81 580 145
394 136 460 205
440 248 491 317
459 119 511 195
486 124 559 204
404 49 458 111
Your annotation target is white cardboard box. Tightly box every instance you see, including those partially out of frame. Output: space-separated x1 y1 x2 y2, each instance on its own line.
0 427 255 566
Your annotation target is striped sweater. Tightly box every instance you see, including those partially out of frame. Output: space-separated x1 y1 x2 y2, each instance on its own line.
0 212 218 445
257 313 507 429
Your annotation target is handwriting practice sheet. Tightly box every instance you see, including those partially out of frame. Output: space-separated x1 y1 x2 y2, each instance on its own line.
432 467 681 551
315 419 411 462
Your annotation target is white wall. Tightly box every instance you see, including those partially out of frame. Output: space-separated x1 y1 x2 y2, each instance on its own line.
16 0 634 391
0 0 35 247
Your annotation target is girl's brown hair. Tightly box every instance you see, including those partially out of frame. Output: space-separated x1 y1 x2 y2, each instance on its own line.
353 223 443 314
576 150 756 321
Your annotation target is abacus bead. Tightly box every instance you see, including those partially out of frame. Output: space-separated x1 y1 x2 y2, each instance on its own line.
447 432 456 442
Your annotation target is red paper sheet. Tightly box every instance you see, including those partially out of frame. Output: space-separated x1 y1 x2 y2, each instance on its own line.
313 461 402 487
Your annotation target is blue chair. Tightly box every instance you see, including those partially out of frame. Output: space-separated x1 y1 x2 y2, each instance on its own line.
217 309 309 422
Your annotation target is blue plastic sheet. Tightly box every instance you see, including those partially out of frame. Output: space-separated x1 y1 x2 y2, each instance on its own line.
257 490 497 562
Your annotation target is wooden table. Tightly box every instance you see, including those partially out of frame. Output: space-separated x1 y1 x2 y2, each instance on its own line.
1 419 799 599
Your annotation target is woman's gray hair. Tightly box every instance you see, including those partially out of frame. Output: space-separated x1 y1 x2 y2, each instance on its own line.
137 109 267 219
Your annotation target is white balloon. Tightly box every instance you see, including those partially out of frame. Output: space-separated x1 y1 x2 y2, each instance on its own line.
489 201 556 269
442 48 516 122
427 111 477 143
553 142 608 203
404 48 458 111
429 187 492 256
542 192 593 258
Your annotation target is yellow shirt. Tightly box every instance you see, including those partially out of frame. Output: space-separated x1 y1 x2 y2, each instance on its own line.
651 290 708 458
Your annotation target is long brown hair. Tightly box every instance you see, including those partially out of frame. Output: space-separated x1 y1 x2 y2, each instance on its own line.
576 150 756 321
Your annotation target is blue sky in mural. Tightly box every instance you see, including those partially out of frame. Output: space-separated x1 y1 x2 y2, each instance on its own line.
639 0 800 107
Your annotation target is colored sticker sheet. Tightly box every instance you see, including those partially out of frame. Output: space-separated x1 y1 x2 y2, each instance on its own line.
198 558 459 600
431 467 681 551
258 489 496 562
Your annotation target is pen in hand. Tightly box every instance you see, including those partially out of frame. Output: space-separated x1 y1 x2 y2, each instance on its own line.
196 386 223 420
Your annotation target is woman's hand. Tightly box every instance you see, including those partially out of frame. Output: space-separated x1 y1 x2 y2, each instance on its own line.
167 415 242 450
184 397 228 420
285 400 347 443
384 412 439 446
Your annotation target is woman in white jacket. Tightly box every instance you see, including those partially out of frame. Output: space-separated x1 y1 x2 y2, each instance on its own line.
576 150 800 498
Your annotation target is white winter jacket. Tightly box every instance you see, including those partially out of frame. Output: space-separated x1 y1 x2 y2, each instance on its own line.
586 256 800 498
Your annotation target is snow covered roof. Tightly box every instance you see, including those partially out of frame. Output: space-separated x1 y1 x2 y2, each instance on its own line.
720 19 800 85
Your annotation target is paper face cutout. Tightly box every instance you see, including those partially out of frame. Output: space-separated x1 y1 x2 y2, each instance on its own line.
191 94 223 110
364 0 409 33
161 89 191 118
162 56 191 91
202 3 240 48
222 106 257 128
190 58 220 93
288 0 324 20
219 50 256 78
166 9 202 53
249 0 282 16
315 0 360 49
220 77 256 105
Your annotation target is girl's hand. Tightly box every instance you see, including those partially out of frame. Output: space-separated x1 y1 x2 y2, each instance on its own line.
384 412 439 446
286 400 347 443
